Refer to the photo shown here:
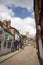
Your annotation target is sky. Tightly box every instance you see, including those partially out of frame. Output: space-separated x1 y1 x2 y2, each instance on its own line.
0 0 36 36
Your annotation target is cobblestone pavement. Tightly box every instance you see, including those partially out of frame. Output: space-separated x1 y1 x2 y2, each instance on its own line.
0 46 40 65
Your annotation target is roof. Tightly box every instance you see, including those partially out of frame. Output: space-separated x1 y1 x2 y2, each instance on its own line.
0 20 20 36
9 26 19 34
0 21 4 26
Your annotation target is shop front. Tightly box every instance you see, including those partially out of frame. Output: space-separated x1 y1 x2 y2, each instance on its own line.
0 35 3 49
6 34 12 48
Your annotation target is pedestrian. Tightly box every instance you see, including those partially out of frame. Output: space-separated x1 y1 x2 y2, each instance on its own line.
14 34 20 50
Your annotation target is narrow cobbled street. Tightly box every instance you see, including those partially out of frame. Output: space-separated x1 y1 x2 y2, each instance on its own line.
0 45 40 65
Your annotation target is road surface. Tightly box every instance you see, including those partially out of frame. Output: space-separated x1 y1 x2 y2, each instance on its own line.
0 45 40 65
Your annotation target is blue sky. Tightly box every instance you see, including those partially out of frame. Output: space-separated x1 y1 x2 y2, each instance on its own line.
0 0 36 36
7 5 34 18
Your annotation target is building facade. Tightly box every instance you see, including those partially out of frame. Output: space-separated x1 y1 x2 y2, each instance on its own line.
0 20 20 56
34 0 43 63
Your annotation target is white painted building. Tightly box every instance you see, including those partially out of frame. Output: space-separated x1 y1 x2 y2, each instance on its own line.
0 20 20 56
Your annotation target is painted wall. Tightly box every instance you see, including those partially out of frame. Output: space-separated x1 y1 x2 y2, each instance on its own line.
0 28 13 56
15 33 20 41
38 38 43 59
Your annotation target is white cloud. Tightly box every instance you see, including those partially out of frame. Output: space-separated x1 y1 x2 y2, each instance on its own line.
22 17 35 27
0 1 36 36
0 4 14 20
0 0 33 10
23 25 36 35
11 17 36 36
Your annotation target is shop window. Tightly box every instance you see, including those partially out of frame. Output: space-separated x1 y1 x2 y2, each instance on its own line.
7 42 11 48
4 40 6 47
0 41 1 49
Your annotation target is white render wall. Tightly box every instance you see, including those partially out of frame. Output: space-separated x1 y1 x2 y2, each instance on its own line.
38 38 43 59
0 30 13 56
